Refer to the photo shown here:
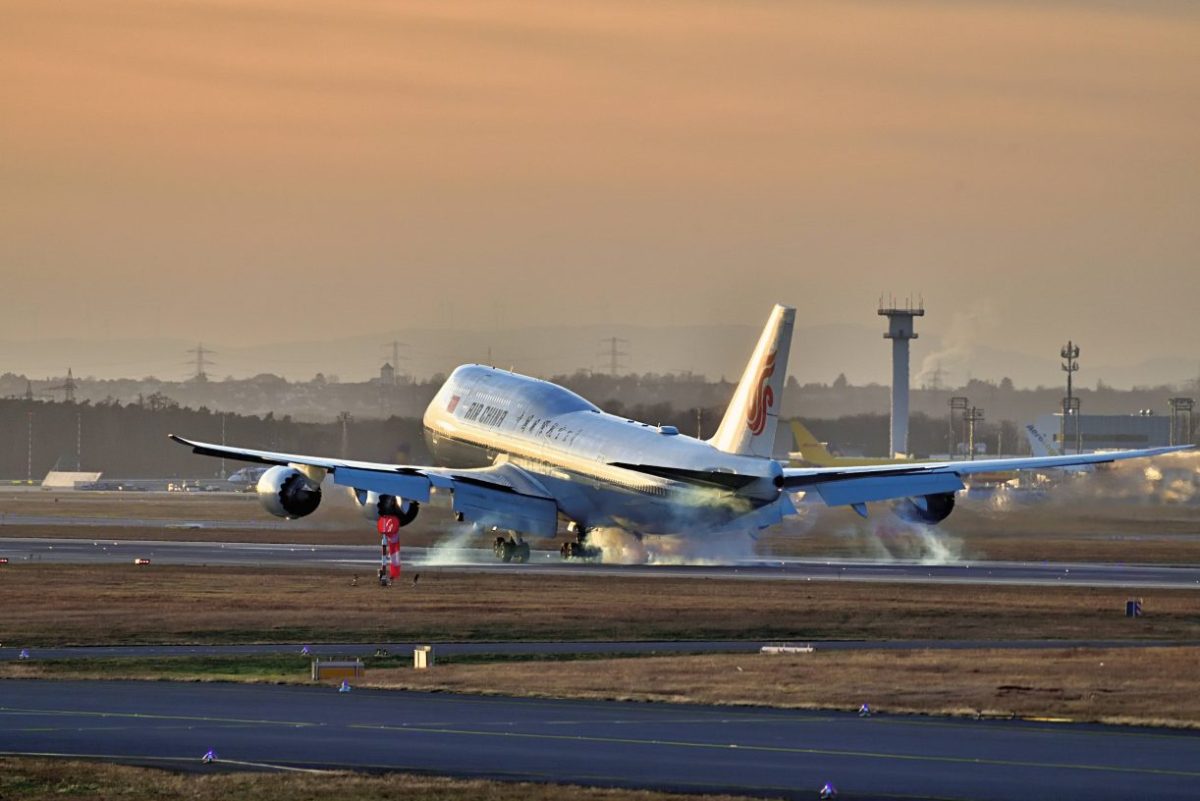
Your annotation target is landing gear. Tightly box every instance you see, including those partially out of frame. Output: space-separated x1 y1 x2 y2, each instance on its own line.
559 530 602 562
493 534 530 564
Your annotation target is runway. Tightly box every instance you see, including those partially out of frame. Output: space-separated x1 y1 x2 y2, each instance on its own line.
2 680 1197 800
3 536 1200 588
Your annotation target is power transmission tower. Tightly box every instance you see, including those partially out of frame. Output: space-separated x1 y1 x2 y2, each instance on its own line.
380 340 409 384
187 344 216 382
598 337 629 376
46 369 77 403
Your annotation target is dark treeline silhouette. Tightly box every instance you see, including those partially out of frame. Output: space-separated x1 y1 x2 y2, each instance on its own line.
5 369 1195 431
1 393 1042 480
0 399 428 479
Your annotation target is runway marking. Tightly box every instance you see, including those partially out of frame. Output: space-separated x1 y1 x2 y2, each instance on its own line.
348 722 1200 779
0 707 321 728
0 751 329 774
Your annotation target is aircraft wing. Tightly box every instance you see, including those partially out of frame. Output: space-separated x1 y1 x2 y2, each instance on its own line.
782 445 1192 508
168 435 560 537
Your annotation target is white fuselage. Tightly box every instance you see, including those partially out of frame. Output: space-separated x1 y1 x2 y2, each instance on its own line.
422 365 784 535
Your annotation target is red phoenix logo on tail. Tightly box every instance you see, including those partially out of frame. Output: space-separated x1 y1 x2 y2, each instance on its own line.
746 349 776 436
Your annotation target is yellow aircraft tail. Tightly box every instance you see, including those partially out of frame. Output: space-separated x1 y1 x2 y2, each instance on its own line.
789 420 840 467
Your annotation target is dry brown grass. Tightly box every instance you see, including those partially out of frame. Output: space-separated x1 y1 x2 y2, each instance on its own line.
0 757 765 801
1 564 1197 646
363 647 1200 728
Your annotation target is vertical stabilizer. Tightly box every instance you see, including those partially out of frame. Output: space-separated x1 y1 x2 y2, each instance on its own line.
789 421 838 466
1025 424 1060 457
709 304 795 458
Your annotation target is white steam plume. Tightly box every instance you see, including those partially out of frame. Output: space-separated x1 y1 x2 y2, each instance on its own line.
421 523 485 566
915 302 997 388
833 509 964 564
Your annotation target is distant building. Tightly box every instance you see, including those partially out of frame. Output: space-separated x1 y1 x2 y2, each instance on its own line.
1033 413 1170 452
379 362 395 386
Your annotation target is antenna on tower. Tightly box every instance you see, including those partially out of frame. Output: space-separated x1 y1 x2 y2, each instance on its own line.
187 344 216 382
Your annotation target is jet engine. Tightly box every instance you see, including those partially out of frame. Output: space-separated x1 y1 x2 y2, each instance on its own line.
256 466 322 519
352 490 420 526
896 491 956 524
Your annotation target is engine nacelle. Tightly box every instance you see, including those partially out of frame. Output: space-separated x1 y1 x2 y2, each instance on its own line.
896 491 956 524
352 490 420 526
257 465 322 519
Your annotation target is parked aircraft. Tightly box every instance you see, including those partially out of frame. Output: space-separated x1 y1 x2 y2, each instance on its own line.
171 305 1189 562
788 420 919 467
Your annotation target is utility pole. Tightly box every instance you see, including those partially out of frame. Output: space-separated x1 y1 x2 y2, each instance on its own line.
219 413 227 479
26 411 33 483
338 411 352 458
964 407 985 460
695 407 703 439
1060 341 1080 454
76 411 82 471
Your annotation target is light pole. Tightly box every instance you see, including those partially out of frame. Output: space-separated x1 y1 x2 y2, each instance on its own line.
948 396 969 459
1061 342 1080 454
964 407 985 460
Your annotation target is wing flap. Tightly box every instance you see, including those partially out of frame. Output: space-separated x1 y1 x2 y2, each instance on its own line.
451 482 559 537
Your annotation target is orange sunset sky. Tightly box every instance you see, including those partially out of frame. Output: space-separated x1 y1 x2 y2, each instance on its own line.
2 1 1198 377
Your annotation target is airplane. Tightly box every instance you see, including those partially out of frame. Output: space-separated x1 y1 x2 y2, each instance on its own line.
170 304 1190 563
1025 423 1062 457
227 466 270 486
788 420 919 467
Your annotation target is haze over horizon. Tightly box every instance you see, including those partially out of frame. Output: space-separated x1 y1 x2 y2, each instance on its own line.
3 1 1197 385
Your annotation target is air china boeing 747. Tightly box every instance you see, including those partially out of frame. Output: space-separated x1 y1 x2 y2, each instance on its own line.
172 305 1189 563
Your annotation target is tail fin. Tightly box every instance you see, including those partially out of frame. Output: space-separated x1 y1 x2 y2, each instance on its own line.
709 304 795 458
1024 424 1060 457
789 420 838 466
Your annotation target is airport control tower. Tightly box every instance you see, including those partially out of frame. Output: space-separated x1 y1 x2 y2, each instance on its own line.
878 296 925 457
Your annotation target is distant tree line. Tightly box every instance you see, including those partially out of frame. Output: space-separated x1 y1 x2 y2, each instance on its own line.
0 399 428 480
1 392 1056 480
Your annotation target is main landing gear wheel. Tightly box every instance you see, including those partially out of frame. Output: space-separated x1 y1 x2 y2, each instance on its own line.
560 537 602 562
493 535 530 564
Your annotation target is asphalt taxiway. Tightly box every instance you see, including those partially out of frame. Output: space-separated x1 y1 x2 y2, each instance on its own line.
3 536 1200 588
1 679 1197 800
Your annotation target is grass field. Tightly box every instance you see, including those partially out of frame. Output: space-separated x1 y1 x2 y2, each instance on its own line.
2 564 1197 646
0 758 765 801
